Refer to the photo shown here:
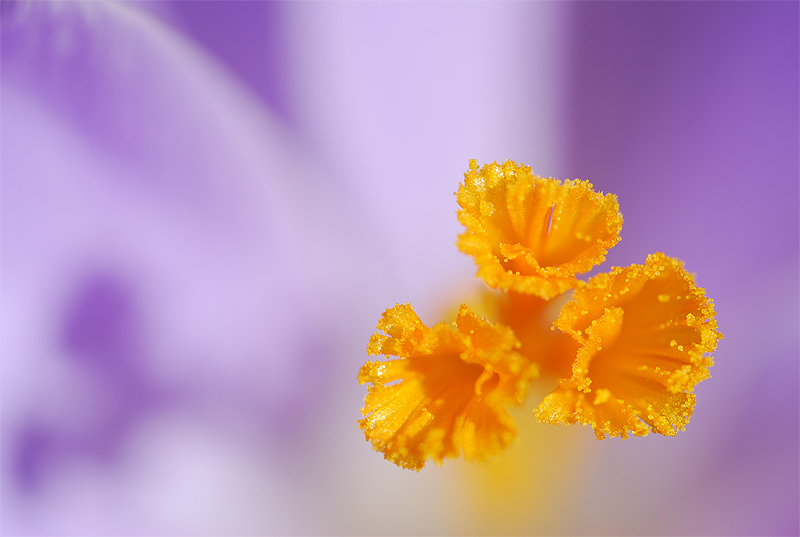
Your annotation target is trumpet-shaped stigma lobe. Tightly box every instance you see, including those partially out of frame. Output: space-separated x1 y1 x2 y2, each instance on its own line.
359 303 537 470
456 159 623 299
535 253 723 439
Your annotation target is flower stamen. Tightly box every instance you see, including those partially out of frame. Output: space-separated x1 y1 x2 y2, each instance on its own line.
359 303 537 470
457 159 623 299
535 253 722 439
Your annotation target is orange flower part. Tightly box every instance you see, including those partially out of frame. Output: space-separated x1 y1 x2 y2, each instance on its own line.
358 303 537 470
456 159 623 299
535 252 723 439
482 290 579 381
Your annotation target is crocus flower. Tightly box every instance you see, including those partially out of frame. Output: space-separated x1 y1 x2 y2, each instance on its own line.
3 1 797 535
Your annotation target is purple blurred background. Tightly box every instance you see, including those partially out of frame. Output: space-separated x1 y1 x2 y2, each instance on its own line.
2 1 797 535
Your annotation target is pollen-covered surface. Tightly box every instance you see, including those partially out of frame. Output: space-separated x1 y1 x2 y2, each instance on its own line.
535 253 722 439
359 303 537 470
456 159 623 299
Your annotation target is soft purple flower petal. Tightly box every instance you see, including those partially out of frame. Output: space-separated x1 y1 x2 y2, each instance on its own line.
2 1 372 532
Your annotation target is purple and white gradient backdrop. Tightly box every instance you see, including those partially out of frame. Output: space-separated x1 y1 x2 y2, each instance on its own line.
2 1 797 535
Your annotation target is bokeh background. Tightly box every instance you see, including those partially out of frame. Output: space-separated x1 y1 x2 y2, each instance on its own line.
2 1 797 535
